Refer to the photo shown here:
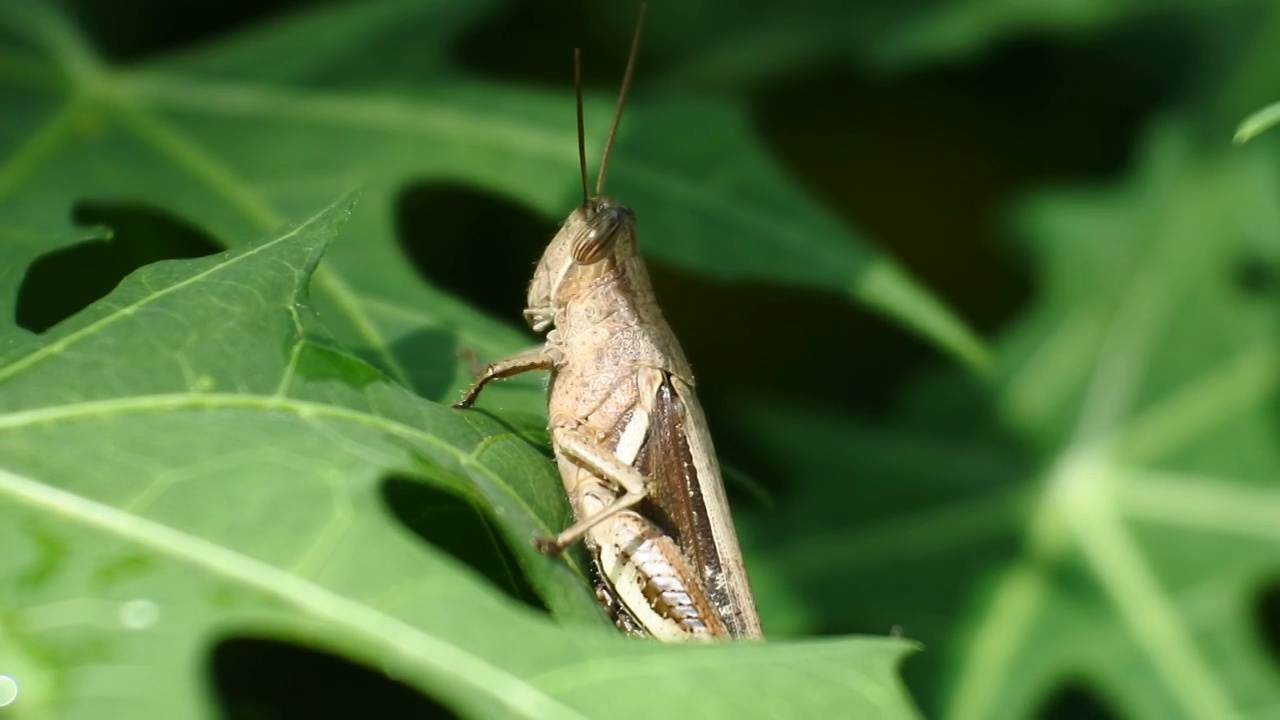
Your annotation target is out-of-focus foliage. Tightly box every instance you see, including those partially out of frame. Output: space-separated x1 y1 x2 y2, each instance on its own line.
1 0 1278 718
1238 101 1280 144
745 124 1280 719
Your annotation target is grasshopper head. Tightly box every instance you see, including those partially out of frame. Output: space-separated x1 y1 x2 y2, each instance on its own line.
524 196 636 332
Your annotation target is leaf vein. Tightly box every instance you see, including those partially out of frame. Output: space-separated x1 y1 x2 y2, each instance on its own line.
0 464 583 720
0 202 329 384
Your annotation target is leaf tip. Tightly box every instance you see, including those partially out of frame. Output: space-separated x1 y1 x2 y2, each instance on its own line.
1234 101 1280 146
852 259 992 375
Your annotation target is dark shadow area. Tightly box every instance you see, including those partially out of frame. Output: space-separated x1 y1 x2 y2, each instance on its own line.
66 0 318 63
453 2 643 93
792 519 1027 720
386 328 459 402
650 262 938 424
753 26 1192 338
209 636 457 719
1035 680 1121 720
16 202 220 333
654 268 945 508
396 182 555 324
801 529 1024 633
380 475 547 614
1235 251 1280 298
1255 578 1280 669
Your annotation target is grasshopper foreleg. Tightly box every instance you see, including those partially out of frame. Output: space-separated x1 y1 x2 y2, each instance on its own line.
453 346 556 409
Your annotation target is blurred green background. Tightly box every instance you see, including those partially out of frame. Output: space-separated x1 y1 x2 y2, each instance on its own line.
4 0 1280 717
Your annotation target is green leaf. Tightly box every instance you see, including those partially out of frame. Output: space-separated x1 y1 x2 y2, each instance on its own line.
0 199 107 339
0 0 985 378
733 123 1280 718
0 196 921 717
866 0 1270 69
586 0 1267 86
1236 101 1280 144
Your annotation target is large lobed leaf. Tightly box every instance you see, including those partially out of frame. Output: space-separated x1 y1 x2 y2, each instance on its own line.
0 196 920 718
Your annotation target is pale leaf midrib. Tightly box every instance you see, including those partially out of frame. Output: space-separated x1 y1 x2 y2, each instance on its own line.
1118 470 1280 541
1068 496 1237 719
0 465 583 720
127 72 578 163
0 391 559 543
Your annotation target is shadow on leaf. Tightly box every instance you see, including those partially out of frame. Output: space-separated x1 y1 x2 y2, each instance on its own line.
1036 680 1121 720
395 181 553 324
380 475 547 615
16 201 219 333
1234 250 1280 298
1255 578 1280 670
209 636 457 720
386 327 459 402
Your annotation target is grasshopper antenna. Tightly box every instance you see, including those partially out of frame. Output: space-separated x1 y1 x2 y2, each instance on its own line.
574 48 590 207
595 3 647 195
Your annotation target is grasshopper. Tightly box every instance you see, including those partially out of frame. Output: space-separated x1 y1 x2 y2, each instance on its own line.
453 5 763 641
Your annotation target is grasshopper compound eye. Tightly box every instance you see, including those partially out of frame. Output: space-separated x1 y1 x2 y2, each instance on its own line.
571 204 633 264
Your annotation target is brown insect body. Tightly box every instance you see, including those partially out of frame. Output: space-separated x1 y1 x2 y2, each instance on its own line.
545 198 759 639
454 6 762 641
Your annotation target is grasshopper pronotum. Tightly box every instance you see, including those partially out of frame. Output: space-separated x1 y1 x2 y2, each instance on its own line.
455 5 762 641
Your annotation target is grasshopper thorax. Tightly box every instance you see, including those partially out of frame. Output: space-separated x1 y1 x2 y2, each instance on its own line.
524 195 636 333
524 8 646 335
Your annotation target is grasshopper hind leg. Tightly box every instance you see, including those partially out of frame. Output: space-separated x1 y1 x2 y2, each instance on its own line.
535 425 652 553
592 510 729 641
592 559 648 638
